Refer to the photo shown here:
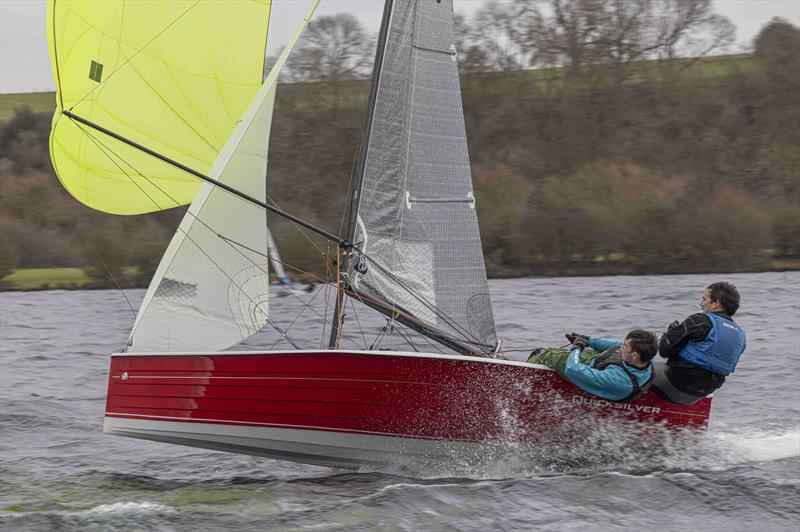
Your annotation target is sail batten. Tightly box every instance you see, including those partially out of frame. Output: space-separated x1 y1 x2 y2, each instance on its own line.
345 0 497 353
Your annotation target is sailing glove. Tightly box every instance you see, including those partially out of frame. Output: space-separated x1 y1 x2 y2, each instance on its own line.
565 332 589 344
571 336 590 350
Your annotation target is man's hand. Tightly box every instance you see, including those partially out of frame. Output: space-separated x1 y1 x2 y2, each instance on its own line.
565 332 589 344
571 336 589 350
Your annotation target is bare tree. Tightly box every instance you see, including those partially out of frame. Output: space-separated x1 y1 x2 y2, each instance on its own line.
523 0 734 81
284 14 374 84
463 0 539 71
653 0 735 67
528 0 606 76
455 12 491 73
593 0 663 86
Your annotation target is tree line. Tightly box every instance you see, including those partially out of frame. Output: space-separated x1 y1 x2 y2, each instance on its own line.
1 2 798 287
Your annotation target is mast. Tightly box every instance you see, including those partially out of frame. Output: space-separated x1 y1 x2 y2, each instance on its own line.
328 0 395 349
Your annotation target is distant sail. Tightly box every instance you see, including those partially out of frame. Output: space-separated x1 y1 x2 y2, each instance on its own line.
47 0 271 214
346 0 497 349
267 228 293 288
127 1 318 353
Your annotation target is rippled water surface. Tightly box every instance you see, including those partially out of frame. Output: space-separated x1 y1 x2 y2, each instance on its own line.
1 272 799 531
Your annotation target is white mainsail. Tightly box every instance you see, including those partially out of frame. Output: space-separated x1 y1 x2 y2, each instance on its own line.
346 0 497 350
128 1 320 352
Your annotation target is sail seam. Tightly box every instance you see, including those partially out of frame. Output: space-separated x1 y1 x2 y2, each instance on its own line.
67 0 202 112
411 44 455 56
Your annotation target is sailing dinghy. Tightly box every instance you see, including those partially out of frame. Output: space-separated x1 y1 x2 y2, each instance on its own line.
47 0 711 469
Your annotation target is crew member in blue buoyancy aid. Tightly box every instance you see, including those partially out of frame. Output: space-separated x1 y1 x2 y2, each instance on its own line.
652 281 746 405
527 329 658 402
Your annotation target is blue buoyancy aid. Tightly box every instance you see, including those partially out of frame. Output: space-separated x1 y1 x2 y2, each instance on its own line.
679 313 746 376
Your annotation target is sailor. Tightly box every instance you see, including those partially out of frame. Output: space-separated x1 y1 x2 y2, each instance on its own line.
652 281 746 405
527 329 657 402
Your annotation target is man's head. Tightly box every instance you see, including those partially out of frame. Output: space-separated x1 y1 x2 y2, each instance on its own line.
700 281 740 316
622 329 658 367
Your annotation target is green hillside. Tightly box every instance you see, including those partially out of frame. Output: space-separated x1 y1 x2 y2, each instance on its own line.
1 51 798 290
0 92 55 121
0 53 754 119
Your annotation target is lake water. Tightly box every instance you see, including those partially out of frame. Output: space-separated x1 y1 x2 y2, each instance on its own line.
1 272 798 531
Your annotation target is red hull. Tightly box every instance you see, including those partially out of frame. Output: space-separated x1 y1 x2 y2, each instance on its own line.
105 351 710 451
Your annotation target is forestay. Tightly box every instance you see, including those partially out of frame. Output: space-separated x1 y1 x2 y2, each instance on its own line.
47 0 271 215
127 1 319 352
346 0 497 349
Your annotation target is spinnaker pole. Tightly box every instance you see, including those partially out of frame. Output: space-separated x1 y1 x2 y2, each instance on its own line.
62 110 347 248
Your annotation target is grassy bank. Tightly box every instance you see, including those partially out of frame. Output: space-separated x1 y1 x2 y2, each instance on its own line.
0 267 145 291
3 259 798 292
2 268 91 290
0 54 753 119
0 92 55 121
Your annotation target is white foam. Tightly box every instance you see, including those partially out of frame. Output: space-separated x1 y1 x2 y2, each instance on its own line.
0 502 177 522
82 501 175 517
716 427 800 463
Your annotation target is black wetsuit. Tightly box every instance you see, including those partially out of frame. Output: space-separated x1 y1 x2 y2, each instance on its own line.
657 311 729 397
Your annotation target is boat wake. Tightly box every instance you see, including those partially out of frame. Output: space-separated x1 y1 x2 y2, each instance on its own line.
353 421 800 480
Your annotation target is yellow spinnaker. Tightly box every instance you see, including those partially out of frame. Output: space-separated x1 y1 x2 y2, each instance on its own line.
47 0 271 215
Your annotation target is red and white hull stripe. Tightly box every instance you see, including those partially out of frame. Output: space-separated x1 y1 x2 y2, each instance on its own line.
104 350 712 468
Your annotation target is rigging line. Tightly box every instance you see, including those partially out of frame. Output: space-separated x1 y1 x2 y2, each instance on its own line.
408 322 446 354
392 323 420 353
345 295 369 350
338 142 362 243
70 127 152 317
68 1 202 112
51 0 64 110
266 282 327 351
216 235 326 321
68 117 485 351
342 277 451 355
136 221 270 342
72 121 168 210
76 120 286 309
74 113 353 349
264 194 326 257
130 208 276 342
316 254 335 349
347 281 439 354
72 108 337 349
266 317 301 350
72 112 451 340
76 124 275 344
357 254 490 350
320 283 333 350
341 283 452 355
76 122 273 310
77 209 136 318
64 111 347 247
80 130 280 343
369 319 392 351
334 245 343 348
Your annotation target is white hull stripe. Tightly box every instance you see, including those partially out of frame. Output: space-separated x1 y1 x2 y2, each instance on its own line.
105 412 483 443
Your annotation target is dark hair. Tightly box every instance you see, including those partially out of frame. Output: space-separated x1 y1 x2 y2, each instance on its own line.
625 329 658 363
706 281 740 316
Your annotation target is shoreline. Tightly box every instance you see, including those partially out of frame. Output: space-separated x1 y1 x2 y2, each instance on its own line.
3 262 798 292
